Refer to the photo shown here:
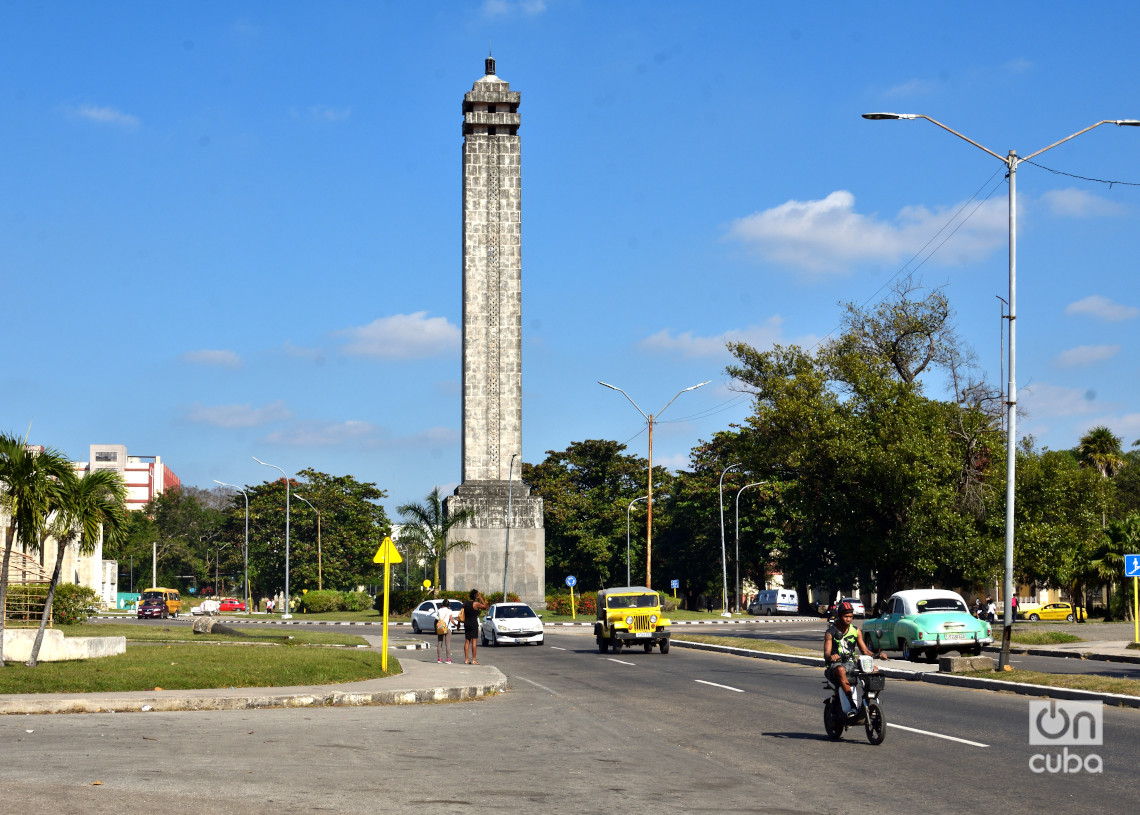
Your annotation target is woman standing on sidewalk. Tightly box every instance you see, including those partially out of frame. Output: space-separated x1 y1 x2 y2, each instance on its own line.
462 589 489 664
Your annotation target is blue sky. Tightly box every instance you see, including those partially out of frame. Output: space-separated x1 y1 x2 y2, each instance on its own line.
3 2 1139 515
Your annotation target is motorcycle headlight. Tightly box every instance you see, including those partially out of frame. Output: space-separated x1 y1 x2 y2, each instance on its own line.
625 615 634 626
650 614 658 624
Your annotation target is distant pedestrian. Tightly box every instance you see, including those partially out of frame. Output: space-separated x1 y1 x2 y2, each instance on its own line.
462 589 489 664
267 598 275 614
1010 595 1018 619
434 600 453 663
985 596 996 624
972 598 982 618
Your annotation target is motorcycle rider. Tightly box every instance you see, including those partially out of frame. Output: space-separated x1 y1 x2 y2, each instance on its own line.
823 600 885 714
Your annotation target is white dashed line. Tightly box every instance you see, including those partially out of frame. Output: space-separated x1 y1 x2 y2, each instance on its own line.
695 679 745 693
606 658 636 666
888 723 988 747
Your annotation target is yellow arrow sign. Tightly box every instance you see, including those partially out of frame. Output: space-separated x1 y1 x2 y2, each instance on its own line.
373 536 403 564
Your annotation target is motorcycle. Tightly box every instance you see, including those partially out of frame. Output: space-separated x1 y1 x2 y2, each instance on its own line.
823 654 886 744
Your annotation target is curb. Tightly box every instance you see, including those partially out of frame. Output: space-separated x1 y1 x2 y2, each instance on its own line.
671 639 1140 709
984 643 1140 666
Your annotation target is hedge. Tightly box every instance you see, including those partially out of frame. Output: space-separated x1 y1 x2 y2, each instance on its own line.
3 583 99 625
299 589 376 613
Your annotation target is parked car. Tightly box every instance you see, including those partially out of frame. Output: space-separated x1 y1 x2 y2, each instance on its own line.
219 597 246 612
1018 602 1086 622
410 599 464 634
748 588 799 616
862 589 993 661
480 602 544 646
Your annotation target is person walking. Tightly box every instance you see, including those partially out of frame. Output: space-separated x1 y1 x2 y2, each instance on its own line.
1010 595 1018 620
985 596 996 624
462 589 489 664
434 600 453 664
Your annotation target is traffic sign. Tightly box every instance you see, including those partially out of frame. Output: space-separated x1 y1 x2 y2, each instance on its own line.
1126 554 1140 577
373 536 403 564
566 575 577 588
670 579 679 589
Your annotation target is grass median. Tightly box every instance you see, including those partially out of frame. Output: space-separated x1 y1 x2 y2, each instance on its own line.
0 623 399 694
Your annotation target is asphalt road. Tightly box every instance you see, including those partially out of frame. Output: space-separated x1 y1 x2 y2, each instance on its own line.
5 626 1138 814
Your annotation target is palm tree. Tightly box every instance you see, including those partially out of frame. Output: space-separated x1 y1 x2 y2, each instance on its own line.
1093 514 1140 623
26 467 128 666
396 487 476 593
1078 425 1126 479
0 434 74 667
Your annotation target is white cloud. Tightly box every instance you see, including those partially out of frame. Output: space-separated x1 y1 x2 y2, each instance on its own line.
336 312 459 359
181 349 242 369
308 105 351 122
1065 295 1139 322
639 317 792 358
1054 345 1121 367
1018 383 1104 420
726 190 1007 274
483 0 547 16
1040 188 1125 218
883 78 937 98
184 401 291 429
67 104 140 130
262 421 458 449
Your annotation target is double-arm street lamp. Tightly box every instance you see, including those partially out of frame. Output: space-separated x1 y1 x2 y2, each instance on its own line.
599 379 710 588
213 479 250 613
735 481 766 613
626 495 649 587
863 112 1140 668
294 493 322 592
253 456 293 619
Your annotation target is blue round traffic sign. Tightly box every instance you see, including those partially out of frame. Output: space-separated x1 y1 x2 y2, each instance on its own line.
566 575 577 587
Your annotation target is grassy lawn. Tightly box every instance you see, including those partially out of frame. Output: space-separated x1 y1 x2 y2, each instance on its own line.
960 668 1140 698
1009 631 1084 645
676 633 816 656
74 623 369 647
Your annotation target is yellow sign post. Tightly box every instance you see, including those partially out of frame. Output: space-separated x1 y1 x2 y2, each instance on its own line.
1134 575 1138 645
373 536 403 671
570 585 576 621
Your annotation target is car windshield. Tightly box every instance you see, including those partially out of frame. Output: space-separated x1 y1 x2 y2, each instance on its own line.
141 592 164 601
608 594 658 609
915 598 968 613
496 606 536 619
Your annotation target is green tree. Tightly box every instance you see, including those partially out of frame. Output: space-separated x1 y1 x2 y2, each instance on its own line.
526 440 669 590
1092 513 1140 621
0 434 74 666
27 468 128 666
1078 425 1127 479
397 487 473 592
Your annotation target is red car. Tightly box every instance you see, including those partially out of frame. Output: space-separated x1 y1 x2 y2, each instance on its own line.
218 598 246 612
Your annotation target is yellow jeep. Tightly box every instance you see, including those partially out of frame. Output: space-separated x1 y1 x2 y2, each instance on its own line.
594 586 670 654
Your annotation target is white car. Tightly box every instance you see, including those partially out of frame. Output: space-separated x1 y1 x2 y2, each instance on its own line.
480 602 544 647
410 598 464 634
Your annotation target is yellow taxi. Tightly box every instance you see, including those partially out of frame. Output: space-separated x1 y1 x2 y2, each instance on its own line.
1018 601 1086 622
594 586 670 655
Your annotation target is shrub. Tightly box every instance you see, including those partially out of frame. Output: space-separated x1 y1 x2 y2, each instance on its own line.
299 590 342 613
53 584 100 624
545 594 596 616
341 590 373 612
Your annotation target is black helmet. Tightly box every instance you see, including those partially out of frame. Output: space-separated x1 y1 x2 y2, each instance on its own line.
837 600 855 615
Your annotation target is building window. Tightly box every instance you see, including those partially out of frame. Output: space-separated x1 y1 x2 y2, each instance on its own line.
95 452 118 462
488 105 496 113
487 126 497 136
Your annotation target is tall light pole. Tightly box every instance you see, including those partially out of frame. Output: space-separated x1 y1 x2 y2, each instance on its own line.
253 456 292 619
626 495 649 586
863 113 1140 668
214 479 250 613
294 493 322 592
503 453 519 601
599 379 710 588
735 481 766 612
719 463 741 615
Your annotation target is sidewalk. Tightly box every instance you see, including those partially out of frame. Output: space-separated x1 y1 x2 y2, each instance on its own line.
0 635 506 716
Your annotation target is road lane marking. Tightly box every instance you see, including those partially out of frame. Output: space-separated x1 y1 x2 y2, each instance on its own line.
695 679 745 693
888 723 988 747
514 675 561 696
549 646 566 651
607 658 636 665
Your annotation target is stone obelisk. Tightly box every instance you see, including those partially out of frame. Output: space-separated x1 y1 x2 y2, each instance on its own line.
444 57 545 606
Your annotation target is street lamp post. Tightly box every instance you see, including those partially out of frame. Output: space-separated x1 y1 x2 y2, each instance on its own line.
863 112 1140 668
719 463 741 616
503 453 519 601
626 495 649 586
214 480 250 613
735 481 766 613
294 493 322 592
253 456 293 619
599 380 710 588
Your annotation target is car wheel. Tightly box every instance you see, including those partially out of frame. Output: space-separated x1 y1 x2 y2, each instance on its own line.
643 642 653 653
823 697 844 740
481 631 488 646
612 637 623 654
491 631 499 647
1029 613 1040 622
900 639 916 661
659 639 670 654
766 607 774 616
864 700 886 745
597 636 609 654
1066 613 1075 622
161 610 168 620
923 650 939 663
411 620 421 634
967 647 982 657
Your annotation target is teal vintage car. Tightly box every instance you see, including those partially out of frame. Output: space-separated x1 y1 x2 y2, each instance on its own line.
862 589 992 662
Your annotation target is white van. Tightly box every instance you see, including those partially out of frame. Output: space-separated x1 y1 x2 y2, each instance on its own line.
749 589 798 616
